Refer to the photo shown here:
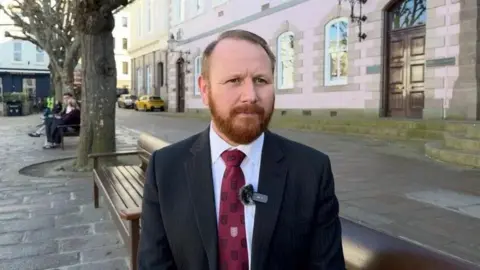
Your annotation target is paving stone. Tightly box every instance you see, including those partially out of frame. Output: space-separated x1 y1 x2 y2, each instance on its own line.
24 193 72 204
0 232 24 246
30 205 81 217
55 208 110 228
94 221 117 234
58 233 122 252
0 252 80 270
0 203 49 214
64 258 128 270
0 241 58 260
80 245 127 263
24 225 92 243
0 211 29 220
0 216 54 233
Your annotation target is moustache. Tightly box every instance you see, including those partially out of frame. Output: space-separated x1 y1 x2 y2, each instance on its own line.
231 104 264 115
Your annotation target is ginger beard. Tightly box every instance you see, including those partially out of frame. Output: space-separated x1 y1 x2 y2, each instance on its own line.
208 91 274 145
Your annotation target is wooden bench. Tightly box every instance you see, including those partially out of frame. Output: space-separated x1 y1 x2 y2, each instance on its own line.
89 133 478 270
57 124 80 150
88 132 169 270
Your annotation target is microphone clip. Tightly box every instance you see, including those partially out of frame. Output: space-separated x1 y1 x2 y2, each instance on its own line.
239 184 268 205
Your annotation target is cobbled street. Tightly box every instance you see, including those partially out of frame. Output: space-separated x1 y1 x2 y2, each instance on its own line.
1 110 480 269
0 114 140 270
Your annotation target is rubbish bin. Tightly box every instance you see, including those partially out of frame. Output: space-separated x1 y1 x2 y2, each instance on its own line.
6 101 22 116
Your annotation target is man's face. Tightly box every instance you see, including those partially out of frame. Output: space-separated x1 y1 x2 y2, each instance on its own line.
199 38 275 145
63 95 71 104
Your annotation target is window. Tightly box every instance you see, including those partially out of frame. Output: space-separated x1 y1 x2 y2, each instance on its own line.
174 0 185 22
324 18 348 86
157 62 164 87
122 16 128 27
194 56 202 96
195 0 204 13
13 42 22 61
113 38 115 49
122 38 128 50
36 46 44 62
122 62 129 75
390 0 426 30
137 6 142 37
276 31 295 90
146 0 151 32
146 65 152 95
137 68 143 94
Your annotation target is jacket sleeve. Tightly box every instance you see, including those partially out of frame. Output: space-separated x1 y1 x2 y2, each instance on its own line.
138 150 176 270
308 155 346 270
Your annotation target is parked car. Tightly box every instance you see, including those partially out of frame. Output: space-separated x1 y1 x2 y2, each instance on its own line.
116 88 129 98
117 94 137 109
134 95 165 111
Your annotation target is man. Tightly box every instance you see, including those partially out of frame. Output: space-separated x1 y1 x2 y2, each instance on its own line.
43 92 79 149
138 30 345 270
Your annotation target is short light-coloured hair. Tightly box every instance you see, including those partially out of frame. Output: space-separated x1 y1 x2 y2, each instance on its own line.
201 29 276 80
68 98 79 109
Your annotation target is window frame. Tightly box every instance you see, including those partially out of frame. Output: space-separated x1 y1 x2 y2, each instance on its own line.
276 31 295 90
324 17 349 86
193 56 202 96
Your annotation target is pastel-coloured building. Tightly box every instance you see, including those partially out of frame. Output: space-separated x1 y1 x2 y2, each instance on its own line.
165 0 479 120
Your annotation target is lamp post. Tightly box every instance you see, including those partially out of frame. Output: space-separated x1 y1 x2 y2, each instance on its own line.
338 0 368 42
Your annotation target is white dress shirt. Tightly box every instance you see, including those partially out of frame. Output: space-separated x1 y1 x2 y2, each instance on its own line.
209 123 264 268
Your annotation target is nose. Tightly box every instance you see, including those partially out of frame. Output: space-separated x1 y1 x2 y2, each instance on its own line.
240 78 258 103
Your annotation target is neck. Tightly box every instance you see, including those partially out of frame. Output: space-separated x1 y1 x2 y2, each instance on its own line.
211 121 240 147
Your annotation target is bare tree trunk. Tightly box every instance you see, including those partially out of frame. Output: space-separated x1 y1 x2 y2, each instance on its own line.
75 9 117 170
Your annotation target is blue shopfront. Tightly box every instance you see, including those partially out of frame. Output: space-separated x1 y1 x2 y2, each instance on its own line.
0 69 50 99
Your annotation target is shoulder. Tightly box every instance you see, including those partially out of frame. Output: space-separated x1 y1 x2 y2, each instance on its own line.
150 131 202 163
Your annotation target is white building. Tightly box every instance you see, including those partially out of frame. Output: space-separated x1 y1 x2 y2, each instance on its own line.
113 9 132 90
0 7 50 99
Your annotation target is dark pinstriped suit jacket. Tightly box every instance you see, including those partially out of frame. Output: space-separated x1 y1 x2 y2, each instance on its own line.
138 127 346 270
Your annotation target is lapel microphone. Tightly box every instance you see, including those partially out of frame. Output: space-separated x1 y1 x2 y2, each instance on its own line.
239 184 268 205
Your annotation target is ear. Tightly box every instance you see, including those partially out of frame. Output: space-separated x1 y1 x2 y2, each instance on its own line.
199 74 209 107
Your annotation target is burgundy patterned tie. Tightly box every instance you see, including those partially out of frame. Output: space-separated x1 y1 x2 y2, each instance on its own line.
218 149 249 270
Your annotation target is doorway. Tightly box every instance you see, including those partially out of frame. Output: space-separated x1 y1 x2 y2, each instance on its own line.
176 57 185 113
384 0 427 118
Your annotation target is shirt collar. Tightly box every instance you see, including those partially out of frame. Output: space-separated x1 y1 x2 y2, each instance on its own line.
209 122 264 165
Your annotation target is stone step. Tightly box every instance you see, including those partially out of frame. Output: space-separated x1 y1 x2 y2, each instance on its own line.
466 125 480 139
425 141 480 168
444 133 480 151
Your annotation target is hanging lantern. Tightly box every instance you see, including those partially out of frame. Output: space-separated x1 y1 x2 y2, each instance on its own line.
338 0 368 42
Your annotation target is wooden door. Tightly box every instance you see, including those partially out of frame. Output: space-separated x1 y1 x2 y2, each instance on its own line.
176 58 185 113
387 27 425 118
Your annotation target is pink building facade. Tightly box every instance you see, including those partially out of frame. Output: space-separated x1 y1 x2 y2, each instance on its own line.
166 0 479 120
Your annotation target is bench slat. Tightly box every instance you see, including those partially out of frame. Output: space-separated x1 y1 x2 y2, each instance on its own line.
97 169 129 211
117 166 144 198
132 166 146 182
106 167 143 208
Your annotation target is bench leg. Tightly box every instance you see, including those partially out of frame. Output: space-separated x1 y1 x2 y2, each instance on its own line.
93 181 99 208
130 219 140 270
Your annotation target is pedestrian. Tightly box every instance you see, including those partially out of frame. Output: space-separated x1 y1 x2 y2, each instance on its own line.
138 29 345 270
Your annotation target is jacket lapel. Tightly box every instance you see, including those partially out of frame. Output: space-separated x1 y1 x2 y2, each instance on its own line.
184 128 218 270
251 131 287 270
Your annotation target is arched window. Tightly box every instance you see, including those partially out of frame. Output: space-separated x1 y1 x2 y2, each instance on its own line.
324 18 348 86
276 31 295 90
194 56 202 96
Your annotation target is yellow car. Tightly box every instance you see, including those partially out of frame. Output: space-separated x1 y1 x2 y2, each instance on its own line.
134 95 165 111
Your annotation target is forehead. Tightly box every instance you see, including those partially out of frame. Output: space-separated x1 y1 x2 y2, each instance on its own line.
208 38 272 75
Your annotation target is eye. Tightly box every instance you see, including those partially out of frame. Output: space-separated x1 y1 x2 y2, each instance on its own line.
253 77 268 84
227 78 242 84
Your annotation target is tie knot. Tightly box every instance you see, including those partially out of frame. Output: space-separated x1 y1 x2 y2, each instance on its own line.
221 149 246 167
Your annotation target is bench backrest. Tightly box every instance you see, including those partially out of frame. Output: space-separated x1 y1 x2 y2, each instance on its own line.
341 218 477 270
137 132 169 172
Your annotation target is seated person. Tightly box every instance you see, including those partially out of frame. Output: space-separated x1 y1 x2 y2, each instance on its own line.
28 97 63 138
44 98 80 149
